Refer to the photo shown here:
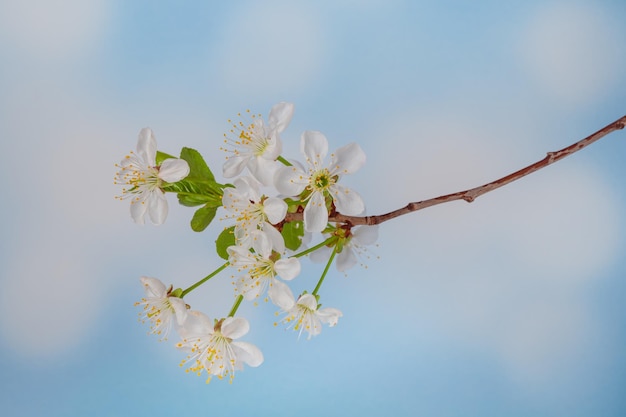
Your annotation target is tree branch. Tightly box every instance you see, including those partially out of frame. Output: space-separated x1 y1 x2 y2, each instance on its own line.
285 114 626 226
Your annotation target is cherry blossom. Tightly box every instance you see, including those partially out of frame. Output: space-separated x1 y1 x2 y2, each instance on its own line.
222 102 294 185
135 276 188 340
115 128 189 225
176 312 263 383
274 130 366 232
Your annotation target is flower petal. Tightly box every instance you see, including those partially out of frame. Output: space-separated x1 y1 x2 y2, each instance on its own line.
300 130 328 168
140 276 167 297
251 230 273 259
317 307 343 327
227 244 250 260
169 297 188 326
137 127 157 167
270 280 295 310
159 158 190 183
263 198 287 225
231 341 264 368
353 225 379 245
336 247 357 272
130 194 149 225
223 154 249 178
309 245 331 264
274 257 301 281
248 155 279 186
329 184 364 216
274 165 308 196
178 310 213 339
268 102 294 133
262 223 286 254
297 293 318 310
303 191 328 233
221 316 250 339
330 142 366 176
147 190 169 225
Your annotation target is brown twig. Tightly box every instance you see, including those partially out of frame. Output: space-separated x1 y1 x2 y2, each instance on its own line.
285 114 626 226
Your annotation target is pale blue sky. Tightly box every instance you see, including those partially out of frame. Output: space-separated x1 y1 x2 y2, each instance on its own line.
1 1 625 416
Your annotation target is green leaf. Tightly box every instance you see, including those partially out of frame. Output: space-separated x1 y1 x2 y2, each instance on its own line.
191 205 217 232
162 179 223 207
180 147 215 182
155 150 175 165
282 221 305 251
216 226 236 260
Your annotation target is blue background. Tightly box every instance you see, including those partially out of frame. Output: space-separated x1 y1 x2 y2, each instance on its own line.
1 1 625 416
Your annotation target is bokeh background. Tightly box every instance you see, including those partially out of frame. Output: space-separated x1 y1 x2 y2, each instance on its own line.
1 1 625 416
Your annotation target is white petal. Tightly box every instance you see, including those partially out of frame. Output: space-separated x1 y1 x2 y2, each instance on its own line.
234 176 261 201
303 192 328 233
317 307 343 327
159 158 190 183
263 223 286 254
262 132 282 160
221 316 250 339
274 165 308 196
248 156 279 186
330 184 364 216
298 293 318 310
240 278 263 300
263 198 287 224
169 297 188 326
336 247 357 272
232 341 264 368
178 310 213 339
223 154 250 178
300 130 328 167
147 190 169 225
353 225 379 245
251 231 272 258
130 194 148 225
274 257 301 281
268 102 294 133
271 280 295 310
309 245 331 264
227 244 249 260
221 187 241 210
139 276 167 297
137 127 157 167
330 142 366 176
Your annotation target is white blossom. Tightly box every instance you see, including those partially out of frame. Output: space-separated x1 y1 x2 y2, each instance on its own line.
222 176 287 252
274 130 366 233
115 127 189 225
311 225 379 271
227 232 300 304
274 288 342 339
176 312 263 383
134 276 188 340
222 102 294 185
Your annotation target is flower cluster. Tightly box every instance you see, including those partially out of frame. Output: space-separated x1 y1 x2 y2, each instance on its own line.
117 102 379 382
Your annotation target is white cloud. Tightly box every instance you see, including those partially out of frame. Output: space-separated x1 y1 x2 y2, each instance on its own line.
213 1 325 96
518 2 624 105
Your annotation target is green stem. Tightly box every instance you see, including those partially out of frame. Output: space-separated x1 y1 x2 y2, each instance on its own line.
228 295 244 317
292 236 337 259
277 155 292 166
312 244 338 296
181 262 229 297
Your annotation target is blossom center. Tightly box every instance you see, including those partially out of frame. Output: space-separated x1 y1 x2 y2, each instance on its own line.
120 163 161 195
310 169 334 191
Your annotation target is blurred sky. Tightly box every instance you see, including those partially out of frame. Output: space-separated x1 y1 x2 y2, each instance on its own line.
1 1 625 416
